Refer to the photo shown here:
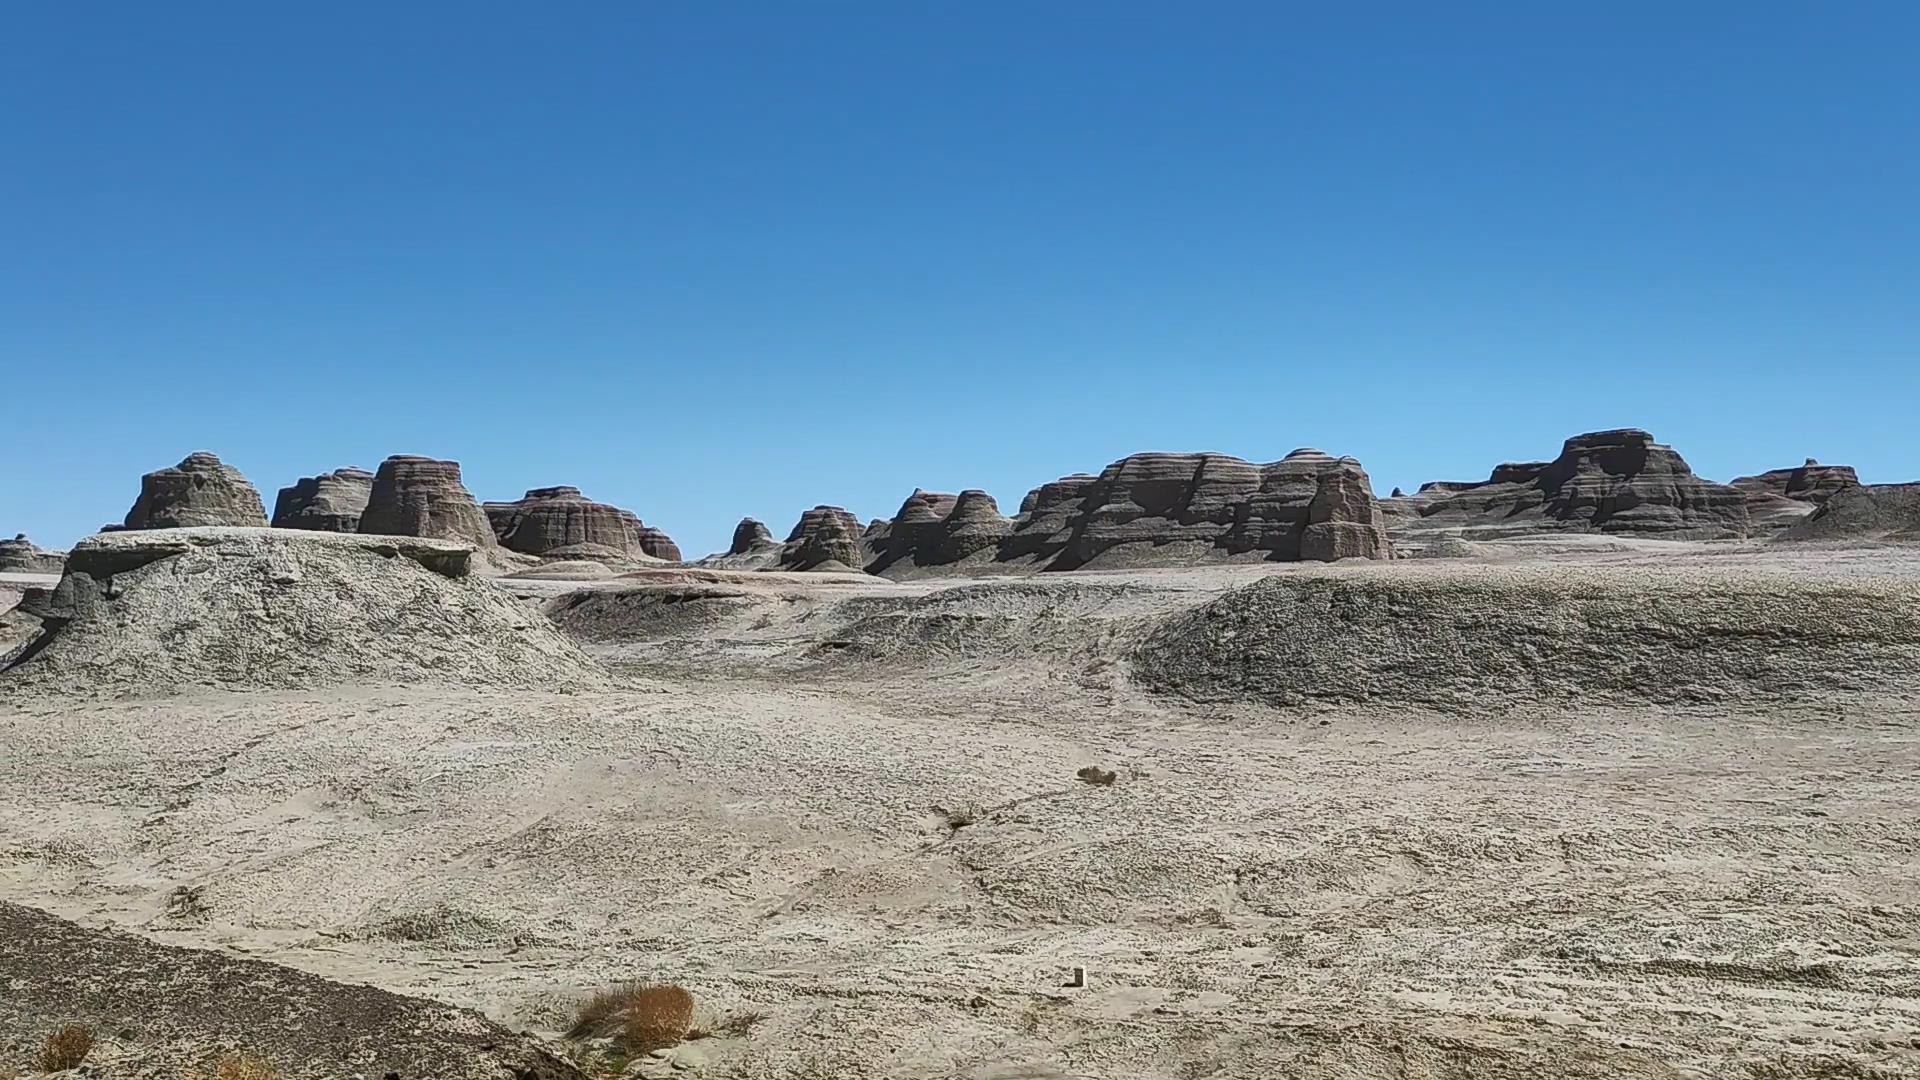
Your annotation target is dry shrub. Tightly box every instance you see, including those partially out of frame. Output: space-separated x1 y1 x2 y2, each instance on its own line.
1076 765 1117 786
570 983 695 1052
207 1053 281 1080
38 1024 93 1071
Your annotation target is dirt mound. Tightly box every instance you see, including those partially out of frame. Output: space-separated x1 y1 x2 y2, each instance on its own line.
1781 483 1920 543
2 528 606 694
1134 566 1920 711
0 902 582 1080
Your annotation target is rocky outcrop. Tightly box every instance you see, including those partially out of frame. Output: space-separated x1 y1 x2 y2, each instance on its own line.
484 486 680 562
357 456 498 552
1003 448 1393 569
1781 483 1920 543
1384 430 1751 539
1732 460 1861 504
1733 459 1863 532
121 452 269 530
779 506 866 571
869 489 1015 576
2 528 606 692
1302 459 1393 561
730 518 776 555
0 535 63 574
272 467 374 533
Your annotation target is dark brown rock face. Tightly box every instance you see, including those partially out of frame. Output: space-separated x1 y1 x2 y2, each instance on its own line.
730 518 776 555
780 506 866 570
357 455 497 551
484 486 679 561
1003 448 1393 568
272 467 374 533
869 489 1015 574
1386 430 1751 539
1733 459 1862 533
122 452 269 530
0 535 64 574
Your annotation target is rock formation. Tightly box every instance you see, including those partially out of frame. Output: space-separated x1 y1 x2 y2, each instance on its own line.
483 486 680 562
2 528 604 692
0 535 64 574
779 506 867 571
869 489 1015 575
357 456 498 552
730 518 776 555
1733 459 1863 532
272 467 374 533
121 452 269 530
1732 459 1861 505
1382 430 1751 539
1781 483 1920 543
1002 448 1393 569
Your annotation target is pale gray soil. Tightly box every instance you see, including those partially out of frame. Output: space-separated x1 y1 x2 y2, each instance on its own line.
2 538 1918 1078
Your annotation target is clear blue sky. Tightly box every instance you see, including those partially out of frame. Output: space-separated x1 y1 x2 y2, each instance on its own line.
5 3 1916 555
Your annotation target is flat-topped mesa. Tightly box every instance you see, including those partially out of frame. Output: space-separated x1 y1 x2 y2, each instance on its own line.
779 505 866 571
869 488 1014 575
1003 448 1392 569
121 451 269 530
0 534 65 574
357 455 498 551
1389 429 1751 539
272 466 374 533
485 485 679 562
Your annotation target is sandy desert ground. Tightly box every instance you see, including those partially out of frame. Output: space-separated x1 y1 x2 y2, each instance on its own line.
3 539 1919 1079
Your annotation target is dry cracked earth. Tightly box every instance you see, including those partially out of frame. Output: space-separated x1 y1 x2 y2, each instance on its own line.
2 539 1918 1079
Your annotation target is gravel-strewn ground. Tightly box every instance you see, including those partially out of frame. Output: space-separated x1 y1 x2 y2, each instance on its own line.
2 538 1917 1078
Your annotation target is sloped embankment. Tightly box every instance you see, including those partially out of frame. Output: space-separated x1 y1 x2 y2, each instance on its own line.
3 527 605 693
0 902 582 1079
1134 566 1920 710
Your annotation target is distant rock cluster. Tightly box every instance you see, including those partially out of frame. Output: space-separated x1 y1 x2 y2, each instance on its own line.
100 451 682 573
0 534 64 575
48 427 1912 585
484 486 681 562
1384 429 1762 540
706 445 1395 576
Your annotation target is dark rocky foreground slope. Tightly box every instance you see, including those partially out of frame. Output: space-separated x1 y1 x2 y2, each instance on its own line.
484 486 681 562
1383 429 1752 539
0 902 581 1080
120 451 269 530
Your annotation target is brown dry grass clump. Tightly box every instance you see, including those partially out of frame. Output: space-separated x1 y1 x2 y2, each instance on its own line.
37 1024 93 1071
570 983 695 1052
206 1053 281 1080
1076 765 1117 786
